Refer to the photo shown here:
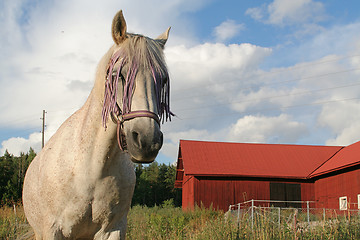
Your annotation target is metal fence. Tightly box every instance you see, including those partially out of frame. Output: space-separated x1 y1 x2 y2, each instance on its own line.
227 199 360 229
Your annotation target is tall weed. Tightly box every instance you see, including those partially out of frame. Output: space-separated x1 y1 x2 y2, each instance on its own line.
0 204 29 239
1 204 360 239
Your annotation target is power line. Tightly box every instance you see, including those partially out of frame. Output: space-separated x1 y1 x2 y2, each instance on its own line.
170 54 360 95
171 67 360 101
170 97 360 121
174 81 360 112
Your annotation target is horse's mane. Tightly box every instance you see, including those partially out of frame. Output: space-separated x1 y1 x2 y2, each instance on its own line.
102 34 173 128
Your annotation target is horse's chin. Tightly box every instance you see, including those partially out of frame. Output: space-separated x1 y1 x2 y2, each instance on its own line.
129 153 158 164
130 157 156 164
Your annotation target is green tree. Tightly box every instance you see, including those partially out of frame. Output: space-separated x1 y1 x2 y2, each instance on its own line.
132 161 181 207
0 150 17 204
0 148 36 205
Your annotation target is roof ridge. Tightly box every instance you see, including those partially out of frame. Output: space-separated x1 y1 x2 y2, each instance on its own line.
306 146 345 179
180 139 342 148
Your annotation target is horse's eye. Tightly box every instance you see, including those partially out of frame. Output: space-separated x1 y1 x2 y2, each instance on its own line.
112 69 126 84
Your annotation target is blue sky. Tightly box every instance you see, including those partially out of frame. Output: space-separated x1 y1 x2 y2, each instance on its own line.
1 0 360 165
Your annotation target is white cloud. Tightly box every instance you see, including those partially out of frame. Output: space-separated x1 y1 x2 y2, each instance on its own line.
292 22 360 60
245 5 265 22
227 114 308 143
163 42 272 137
268 0 325 26
318 101 360 146
166 43 271 89
1 132 42 156
246 0 326 26
160 128 218 161
213 20 245 42
325 122 360 146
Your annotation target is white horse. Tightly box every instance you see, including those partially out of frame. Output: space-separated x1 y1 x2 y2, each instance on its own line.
23 10 172 239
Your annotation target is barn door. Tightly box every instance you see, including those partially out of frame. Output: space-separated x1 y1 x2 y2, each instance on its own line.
270 183 301 208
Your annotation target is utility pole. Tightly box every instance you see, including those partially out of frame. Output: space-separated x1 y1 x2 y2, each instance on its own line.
41 110 46 148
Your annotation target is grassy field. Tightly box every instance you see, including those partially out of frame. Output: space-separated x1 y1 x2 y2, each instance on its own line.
1 203 360 239
0 204 31 239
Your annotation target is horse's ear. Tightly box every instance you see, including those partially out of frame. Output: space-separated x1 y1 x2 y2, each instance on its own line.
156 27 171 48
112 10 127 45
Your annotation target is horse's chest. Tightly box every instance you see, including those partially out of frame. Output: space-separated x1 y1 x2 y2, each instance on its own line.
91 159 136 223
57 156 136 238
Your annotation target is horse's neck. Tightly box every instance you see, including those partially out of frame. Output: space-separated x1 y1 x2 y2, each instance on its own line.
93 45 116 99
75 46 122 151
75 96 122 167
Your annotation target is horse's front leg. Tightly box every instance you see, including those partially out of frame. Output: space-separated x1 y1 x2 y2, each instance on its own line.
94 215 128 240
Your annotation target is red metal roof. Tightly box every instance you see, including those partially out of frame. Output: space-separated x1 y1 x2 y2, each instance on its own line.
178 140 343 179
310 141 360 177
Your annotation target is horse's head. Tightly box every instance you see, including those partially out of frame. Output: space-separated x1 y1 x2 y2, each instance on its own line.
102 10 172 163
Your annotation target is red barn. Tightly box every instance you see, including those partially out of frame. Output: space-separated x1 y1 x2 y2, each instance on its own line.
175 140 360 211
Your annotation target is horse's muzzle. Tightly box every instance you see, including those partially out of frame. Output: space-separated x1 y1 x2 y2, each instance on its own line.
126 121 163 163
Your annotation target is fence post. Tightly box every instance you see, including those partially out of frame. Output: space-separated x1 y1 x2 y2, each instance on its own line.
251 199 254 230
323 208 325 221
278 207 281 229
237 203 241 224
307 201 310 224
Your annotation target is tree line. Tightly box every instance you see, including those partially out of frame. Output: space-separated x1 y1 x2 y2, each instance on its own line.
0 149 181 207
0 149 36 205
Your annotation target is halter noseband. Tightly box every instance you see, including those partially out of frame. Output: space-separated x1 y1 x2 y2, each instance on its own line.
112 110 160 151
102 49 162 151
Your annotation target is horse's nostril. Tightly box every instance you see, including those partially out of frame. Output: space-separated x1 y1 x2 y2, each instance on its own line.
130 129 163 153
132 131 141 148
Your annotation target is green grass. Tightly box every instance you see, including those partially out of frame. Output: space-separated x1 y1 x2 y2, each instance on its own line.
127 204 238 239
1 203 360 239
0 204 31 240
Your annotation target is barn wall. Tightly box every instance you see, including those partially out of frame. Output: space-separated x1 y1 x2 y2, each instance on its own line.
193 178 271 211
234 180 270 204
194 178 234 211
182 174 195 210
301 182 315 201
300 182 315 208
183 177 315 212
315 168 360 209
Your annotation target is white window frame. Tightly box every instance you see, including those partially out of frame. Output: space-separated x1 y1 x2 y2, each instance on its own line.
339 196 348 211
357 194 360 209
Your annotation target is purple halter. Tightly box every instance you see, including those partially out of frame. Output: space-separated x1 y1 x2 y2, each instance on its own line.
102 44 172 150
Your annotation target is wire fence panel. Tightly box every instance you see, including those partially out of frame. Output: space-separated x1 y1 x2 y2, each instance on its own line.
227 199 360 231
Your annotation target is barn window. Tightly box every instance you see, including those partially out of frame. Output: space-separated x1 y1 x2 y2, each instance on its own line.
270 183 301 208
339 196 348 210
